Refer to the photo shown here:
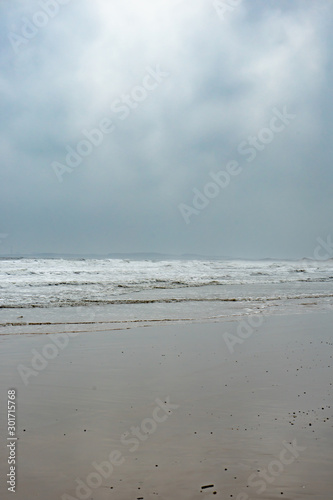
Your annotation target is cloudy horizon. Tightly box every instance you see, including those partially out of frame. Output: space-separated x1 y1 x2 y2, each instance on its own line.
1 0 332 259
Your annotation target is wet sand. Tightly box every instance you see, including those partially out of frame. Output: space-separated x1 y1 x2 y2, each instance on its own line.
0 311 332 499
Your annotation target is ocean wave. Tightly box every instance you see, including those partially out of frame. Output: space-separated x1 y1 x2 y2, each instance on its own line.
1 258 332 314
1 293 333 309
2 275 332 291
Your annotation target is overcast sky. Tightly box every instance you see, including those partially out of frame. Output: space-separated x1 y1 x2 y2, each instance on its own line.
0 0 332 258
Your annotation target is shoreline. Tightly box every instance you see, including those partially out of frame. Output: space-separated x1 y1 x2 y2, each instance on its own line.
0 311 332 499
1 302 332 336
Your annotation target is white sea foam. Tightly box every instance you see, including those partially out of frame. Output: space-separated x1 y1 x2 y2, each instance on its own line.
0 259 332 328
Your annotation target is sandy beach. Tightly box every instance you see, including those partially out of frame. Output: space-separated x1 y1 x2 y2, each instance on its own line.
2 0 333 498
0 311 332 500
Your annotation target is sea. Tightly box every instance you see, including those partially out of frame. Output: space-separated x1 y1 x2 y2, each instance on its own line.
0 257 332 335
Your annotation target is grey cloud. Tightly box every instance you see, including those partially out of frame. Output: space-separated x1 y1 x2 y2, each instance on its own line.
0 0 332 258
